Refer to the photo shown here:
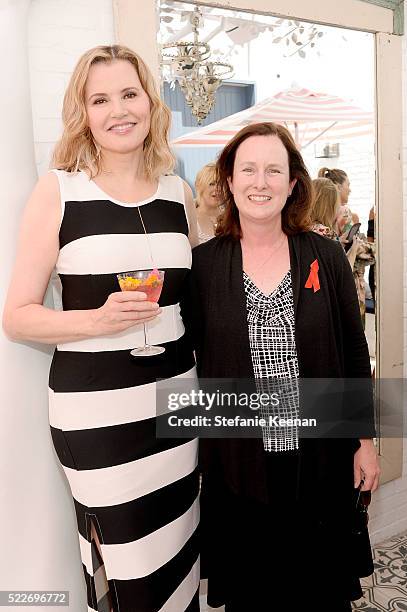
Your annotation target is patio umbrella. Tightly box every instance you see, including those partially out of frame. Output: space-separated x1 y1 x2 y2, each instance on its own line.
171 87 374 149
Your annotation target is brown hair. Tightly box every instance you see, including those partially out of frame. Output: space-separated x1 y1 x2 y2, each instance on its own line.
195 162 217 207
215 122 312 239
311 178 340 229
317 167 348 186
52 45 175 180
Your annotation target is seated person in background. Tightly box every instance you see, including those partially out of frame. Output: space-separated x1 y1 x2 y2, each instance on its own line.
195 162 223 243
310 177 341 239
316 168 374 326
318 166 359 233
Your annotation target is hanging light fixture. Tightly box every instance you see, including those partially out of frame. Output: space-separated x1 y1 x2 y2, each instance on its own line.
161 6 234 124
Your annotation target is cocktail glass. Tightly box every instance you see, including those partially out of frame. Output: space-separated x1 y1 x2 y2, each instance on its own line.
117 269 165 357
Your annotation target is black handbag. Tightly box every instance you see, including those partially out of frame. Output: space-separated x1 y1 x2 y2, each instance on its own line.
351 480 374 577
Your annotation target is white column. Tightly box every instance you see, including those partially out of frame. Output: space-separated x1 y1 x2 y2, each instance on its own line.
0 1 86 609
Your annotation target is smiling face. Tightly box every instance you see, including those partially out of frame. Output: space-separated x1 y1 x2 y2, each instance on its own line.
85 59 151 155
227 134 297 227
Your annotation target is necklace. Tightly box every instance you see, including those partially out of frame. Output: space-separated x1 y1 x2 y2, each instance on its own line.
242 233 287 277
137 206 156 269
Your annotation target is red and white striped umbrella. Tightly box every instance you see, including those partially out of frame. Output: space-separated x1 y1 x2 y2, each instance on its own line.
171 88 374 149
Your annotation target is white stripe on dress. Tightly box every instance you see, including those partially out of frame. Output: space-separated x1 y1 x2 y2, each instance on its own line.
158 557 200 612
100 497 199 580
53 171 186 209
49 366 198 430
64 439 198 507
57 304 184 352
57 233 192 275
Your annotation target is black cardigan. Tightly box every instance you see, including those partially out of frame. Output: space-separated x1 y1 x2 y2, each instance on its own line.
182 232 374 605
186 231 372 382
182 231 374 583
182 232 374 598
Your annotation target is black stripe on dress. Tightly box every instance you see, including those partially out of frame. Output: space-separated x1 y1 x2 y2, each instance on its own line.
81 535 199 612
73 468 199 543
59 199 188 248
82 564 112 612
111 529 200 612
185 591 200 612
50 415 195 470
82 563 97 609
60 268 188 310
49 333 195 392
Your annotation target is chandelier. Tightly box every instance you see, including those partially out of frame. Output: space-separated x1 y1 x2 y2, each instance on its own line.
161 6 234 124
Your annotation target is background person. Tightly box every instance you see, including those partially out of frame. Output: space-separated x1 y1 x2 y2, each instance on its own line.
3 45 200 612
195 162 223 243
184 122 379 612
310 176 341 239
317 167 374 327
318 166 359 233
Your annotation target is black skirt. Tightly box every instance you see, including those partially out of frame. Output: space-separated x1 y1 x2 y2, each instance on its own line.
202 449 361 611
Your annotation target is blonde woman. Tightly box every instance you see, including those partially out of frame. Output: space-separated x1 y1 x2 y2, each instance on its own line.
195 162 223 243
318 167 359 231
3 45 200 611
310 177 341 238
317 169 374 327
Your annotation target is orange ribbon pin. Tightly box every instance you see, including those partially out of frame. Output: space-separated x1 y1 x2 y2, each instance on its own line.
305 259 320 293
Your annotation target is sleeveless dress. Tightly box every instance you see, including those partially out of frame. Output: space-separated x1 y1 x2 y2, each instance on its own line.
48 170 200 612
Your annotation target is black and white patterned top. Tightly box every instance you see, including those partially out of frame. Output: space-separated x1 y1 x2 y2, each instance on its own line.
244 269 300 452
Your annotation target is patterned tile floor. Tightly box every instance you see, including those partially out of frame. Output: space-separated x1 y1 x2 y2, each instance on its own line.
352 531 407 611
201 531 407 611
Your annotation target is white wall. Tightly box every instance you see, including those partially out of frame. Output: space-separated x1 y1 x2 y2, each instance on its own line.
0 2 114 610
0 1 82 610
28 0 115 176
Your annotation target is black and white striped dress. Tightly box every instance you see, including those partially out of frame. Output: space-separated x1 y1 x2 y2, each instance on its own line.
48 170 200 612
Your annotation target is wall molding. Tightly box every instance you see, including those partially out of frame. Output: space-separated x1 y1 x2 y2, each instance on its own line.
359 0 404 33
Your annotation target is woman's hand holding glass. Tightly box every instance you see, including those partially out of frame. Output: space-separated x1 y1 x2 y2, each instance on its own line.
117 270 165 356
90 290 160 336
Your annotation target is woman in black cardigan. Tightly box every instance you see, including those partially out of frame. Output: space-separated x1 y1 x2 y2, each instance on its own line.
184 123 379 611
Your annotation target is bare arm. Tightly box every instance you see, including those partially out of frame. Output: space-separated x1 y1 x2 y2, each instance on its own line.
183 180 199 248
2 173 159 345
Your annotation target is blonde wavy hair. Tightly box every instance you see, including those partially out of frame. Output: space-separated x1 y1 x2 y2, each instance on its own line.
52 45 175 180
311 178 340 229
195 162 217 207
